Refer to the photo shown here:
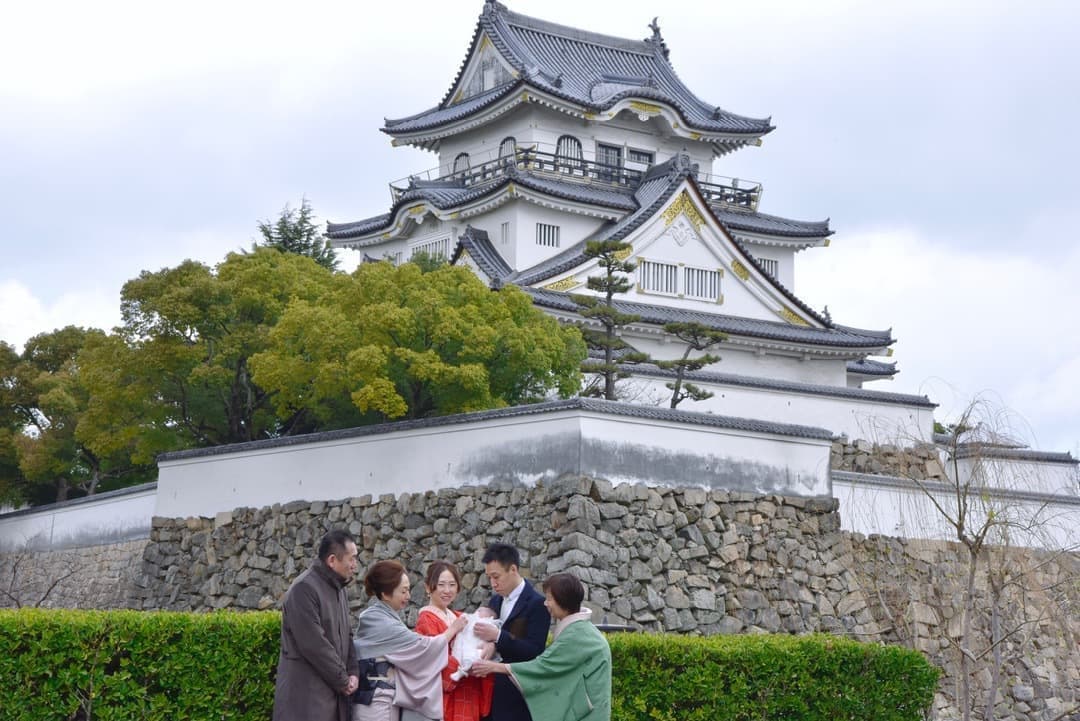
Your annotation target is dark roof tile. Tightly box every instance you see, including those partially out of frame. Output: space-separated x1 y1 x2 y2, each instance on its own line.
384 2 773 140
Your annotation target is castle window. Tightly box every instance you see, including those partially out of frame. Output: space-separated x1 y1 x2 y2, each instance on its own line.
499 137 517 160
684 267 721 301
628 148 654 166
755 257 779 279
555 135 583 173
638 259 678 295
535 223 560 248
410 236 450 260
453 152 470 177
596 143 623 181
500 221 511 245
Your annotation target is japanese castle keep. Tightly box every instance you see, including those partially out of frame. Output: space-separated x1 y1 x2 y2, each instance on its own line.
326 1 928 442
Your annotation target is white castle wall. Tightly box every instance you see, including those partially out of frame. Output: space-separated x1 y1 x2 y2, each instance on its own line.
834 470 1080 550
621 373 934 444
437 105 717 177
955 455 1079 496
0 484 156 552
154 401 833 519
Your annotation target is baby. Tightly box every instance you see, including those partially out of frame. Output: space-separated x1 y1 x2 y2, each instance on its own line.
450 606 500 681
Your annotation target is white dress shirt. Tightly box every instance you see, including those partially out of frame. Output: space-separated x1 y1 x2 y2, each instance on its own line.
499 577 526 622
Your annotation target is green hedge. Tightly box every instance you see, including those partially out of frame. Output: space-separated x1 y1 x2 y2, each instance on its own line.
609 632 939 721
0 610 937 721
0 609 280 721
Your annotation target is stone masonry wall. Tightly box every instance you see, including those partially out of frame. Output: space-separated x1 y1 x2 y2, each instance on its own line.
0 539 147 610
131 477 1080 721
831 438 947 480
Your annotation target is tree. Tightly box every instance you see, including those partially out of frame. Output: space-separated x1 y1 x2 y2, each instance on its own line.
0 342 26 505
656 321 727 408
0 327 152 505
79 249 341 458
572 240 648 400
250 261 585 422
854 399 1079 721
256 198 339 271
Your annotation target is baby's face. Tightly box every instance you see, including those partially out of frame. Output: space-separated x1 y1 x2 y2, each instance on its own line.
475 607 496 619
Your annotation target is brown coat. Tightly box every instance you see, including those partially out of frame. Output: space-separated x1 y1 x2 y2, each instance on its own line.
273 559 359 721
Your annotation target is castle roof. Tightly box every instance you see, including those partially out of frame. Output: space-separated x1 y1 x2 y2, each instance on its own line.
383 2 772 152
847 358 898 378
524 286 893 351
326 159 827 246
632 363 933 408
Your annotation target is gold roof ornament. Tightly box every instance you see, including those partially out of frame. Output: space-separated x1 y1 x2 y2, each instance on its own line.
662 190 705 232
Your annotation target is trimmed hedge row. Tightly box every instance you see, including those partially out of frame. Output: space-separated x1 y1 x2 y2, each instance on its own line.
608 632 939 721
0 609 279 721
0 610 937 721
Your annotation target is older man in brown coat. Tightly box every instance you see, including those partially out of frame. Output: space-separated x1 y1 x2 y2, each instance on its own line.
273 529 361 721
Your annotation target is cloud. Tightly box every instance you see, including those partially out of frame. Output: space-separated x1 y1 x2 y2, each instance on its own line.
797 227 1080 452
0 281 121 352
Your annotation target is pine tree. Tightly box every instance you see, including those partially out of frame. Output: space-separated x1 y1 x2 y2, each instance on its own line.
256 198 339 270
572 240 649 400
657 322 727 408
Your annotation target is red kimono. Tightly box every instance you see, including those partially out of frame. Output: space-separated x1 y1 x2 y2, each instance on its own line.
415 608 494 721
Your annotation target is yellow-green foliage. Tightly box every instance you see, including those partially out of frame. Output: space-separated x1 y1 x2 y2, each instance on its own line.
0 610 937 721
608 633 939 721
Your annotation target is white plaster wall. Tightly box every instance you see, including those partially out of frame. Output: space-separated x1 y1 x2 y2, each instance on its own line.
953 457 1079 496
834 475 1080 550
620 375 934 443
512 204 606 270
156 414 584 518
156 407 834 518
625 334 851 386
0 485 156 552
440 105 717 171
579 413 832 497
741 242 795 290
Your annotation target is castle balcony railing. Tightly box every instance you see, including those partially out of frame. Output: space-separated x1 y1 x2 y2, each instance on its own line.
389 143 761 212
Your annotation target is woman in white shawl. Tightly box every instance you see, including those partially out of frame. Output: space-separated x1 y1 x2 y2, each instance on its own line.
353 560 467 721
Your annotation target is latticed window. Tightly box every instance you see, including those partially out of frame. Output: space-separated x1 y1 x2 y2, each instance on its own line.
596 143 623 181
555 135 583 173
684 267 721 301
639 259 678 295
499 137 517 160
410 236 450 260
755 257 779 279
535 223 560 248
453 152 470 176
500 221 511 245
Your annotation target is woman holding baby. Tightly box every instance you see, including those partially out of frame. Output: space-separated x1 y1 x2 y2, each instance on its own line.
353 560 468 721
415 560 495 721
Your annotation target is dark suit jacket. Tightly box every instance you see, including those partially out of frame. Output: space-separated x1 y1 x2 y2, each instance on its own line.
487 582 551 721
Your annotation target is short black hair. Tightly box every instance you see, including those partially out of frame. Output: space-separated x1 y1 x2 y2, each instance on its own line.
318 529 356 563
543 573 584 614
481 542 521 569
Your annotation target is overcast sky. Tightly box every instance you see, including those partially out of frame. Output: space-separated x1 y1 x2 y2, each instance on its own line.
2 0 1077 455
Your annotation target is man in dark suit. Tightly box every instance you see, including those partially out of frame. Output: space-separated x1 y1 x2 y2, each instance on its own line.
473 542 551 721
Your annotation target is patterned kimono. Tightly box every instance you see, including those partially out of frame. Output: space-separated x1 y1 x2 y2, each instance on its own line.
509 610 612 721
353 599 450 721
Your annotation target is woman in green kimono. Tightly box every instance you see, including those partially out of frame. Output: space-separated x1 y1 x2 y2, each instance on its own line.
471 573 611 721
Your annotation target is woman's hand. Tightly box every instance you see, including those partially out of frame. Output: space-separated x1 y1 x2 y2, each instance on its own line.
443 613 468 642
470 659 508 677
